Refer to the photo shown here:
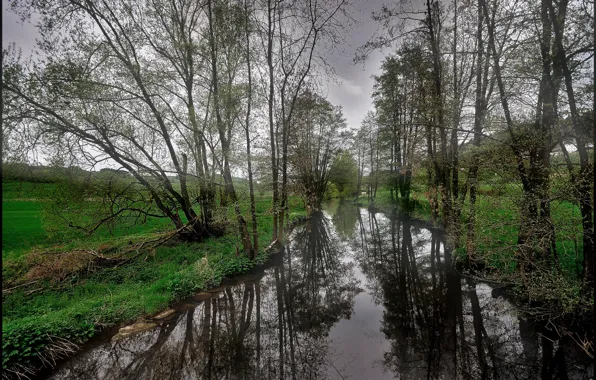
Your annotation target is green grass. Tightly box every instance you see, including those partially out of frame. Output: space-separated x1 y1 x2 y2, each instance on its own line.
2 182 57 258
2 181 57 200
2 180 306 376
2 201 48 257
356 183 584 278
454 193 583 277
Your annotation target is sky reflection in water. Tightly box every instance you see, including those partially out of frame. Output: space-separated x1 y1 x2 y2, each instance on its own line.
48 203 594 380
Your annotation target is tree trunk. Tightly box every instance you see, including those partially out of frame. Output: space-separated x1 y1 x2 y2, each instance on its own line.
207 0 251 255
356 145 363 200
467 0 484 264
426 0 449 227
481 0 544 271
450 0 461 242
245 0 259 255
207 0 237 208
547 0 594 287
267 0 279 241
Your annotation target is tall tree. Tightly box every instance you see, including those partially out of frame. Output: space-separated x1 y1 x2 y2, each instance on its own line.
546 0 594 286
3 0 224 240
243 0 259 255
288 90 347 211
264 0 350 242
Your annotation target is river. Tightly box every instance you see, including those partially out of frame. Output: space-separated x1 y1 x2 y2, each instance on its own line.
46 202 594 380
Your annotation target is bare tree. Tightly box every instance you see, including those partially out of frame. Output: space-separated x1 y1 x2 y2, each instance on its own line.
3 0 225 239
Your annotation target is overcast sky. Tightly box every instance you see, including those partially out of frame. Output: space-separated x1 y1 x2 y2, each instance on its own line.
2 0 389 132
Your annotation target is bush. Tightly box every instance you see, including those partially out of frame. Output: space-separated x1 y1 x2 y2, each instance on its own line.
2 317 95 376
324 182 340 200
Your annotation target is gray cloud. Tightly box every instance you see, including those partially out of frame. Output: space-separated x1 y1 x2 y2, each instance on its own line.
325 49 384 133
321 0 390 131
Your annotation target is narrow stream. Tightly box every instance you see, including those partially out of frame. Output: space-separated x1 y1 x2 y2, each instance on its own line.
47 203 594 380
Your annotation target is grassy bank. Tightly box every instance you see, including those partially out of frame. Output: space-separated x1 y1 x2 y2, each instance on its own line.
357 185 583 275
355 182 592 323
2 181 307 378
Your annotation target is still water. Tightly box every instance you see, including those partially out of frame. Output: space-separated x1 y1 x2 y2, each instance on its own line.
47 203 594 380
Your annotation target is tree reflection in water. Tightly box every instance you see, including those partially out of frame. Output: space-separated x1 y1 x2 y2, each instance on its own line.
329 200 360 241
352 209 593 380
48 208 593 380
48 211 360 380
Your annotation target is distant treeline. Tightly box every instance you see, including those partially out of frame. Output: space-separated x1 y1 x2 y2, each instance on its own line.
1 162 131 183
1 162 254 189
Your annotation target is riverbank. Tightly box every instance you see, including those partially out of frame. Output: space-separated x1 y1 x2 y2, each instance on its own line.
356 186 585 274
43 206 595 379
2 181 308 379
353 187 593 357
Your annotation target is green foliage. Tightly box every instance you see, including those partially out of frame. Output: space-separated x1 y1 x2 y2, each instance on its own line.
324 182 340 200
328 150 359 198
2 315 95 372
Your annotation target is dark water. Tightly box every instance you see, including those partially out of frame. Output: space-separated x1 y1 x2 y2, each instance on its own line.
48 203 594 380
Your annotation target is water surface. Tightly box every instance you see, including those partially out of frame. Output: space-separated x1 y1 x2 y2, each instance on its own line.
47 203 594 380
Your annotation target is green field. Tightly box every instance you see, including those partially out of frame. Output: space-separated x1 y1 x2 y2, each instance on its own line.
2 182 53 257
2 201 47 255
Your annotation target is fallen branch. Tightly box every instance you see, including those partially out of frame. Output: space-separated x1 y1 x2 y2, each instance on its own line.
2 280 39 294
113 219 198 266
86 249 119 261
264 239 279 253
24 288 43 296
